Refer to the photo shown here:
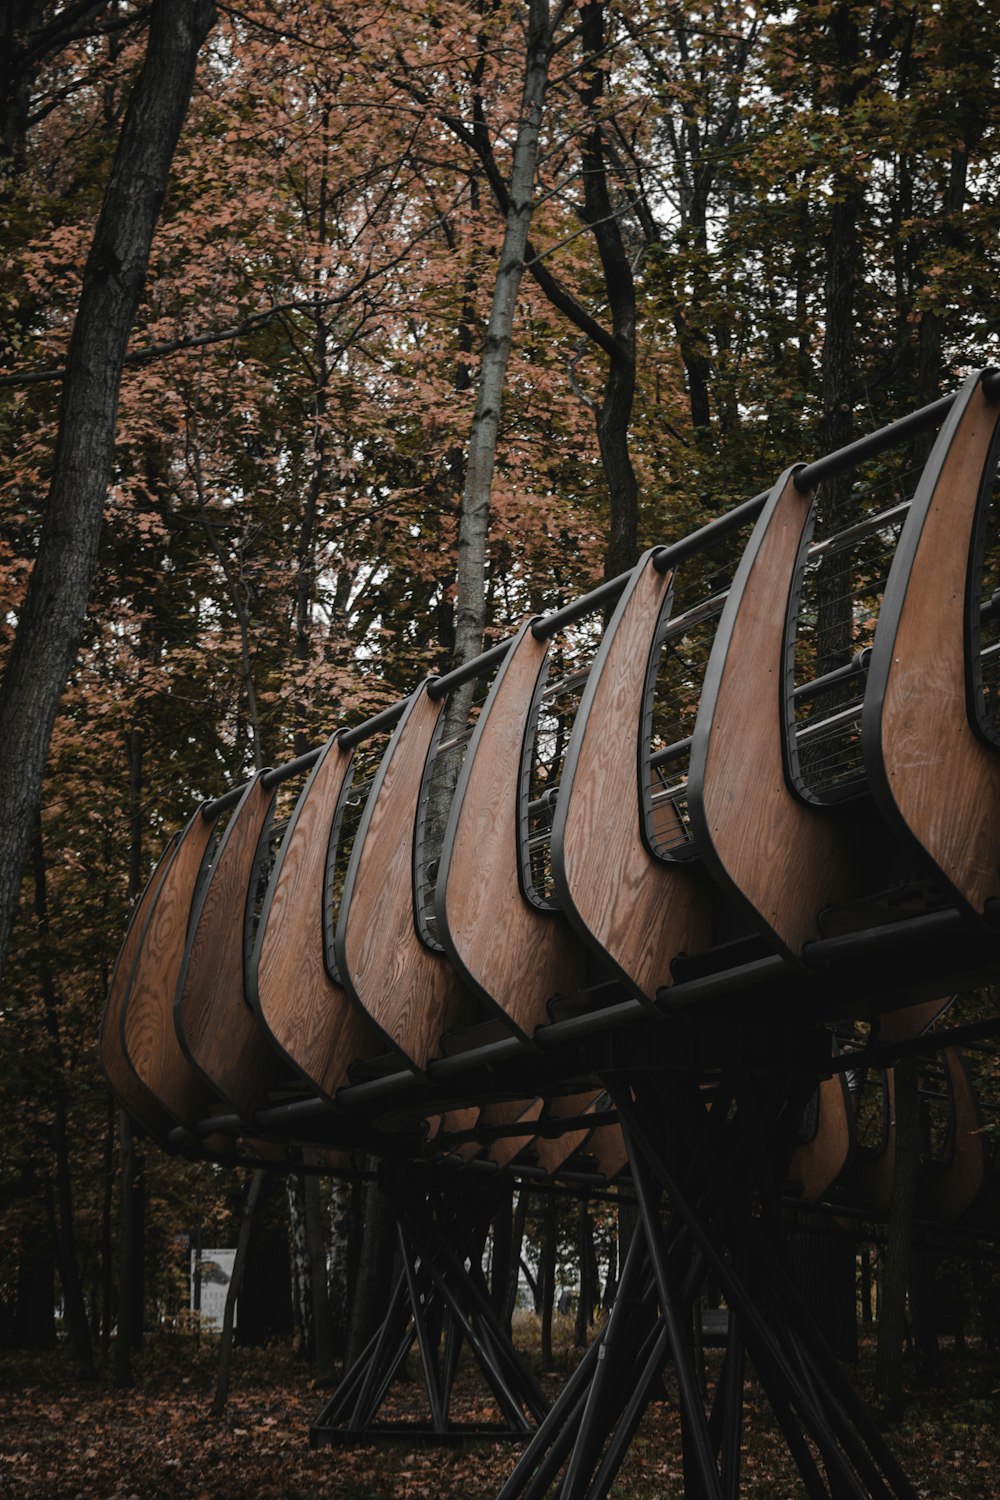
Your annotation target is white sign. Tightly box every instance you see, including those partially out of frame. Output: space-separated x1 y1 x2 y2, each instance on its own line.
190 1248 237 1331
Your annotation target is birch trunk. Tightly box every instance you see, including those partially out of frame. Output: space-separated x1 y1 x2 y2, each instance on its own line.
451 0 555 678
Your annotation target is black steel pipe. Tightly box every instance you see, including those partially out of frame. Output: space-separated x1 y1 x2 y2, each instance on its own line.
649 735 692 771
197 380 996 842
337 696 409 750
201 782 249 820
427 639 513 700
793 391 956 494
652 491 771 572
531 569 635 640
792 648 870 705
261 746 324 789
803 907 967 967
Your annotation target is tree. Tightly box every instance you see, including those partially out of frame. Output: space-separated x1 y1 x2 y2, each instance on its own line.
0 0 217 983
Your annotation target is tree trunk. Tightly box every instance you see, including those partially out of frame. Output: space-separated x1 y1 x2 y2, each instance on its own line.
328 1175 352 1357
32 816 94 1379
114 1112 143 1386
504 1189 529 1335
875 1057 921 1421
573 1198 595 1348
213 1169 264 1417
491 1181 514 1323
14 1219 56 1349
100 1098 115 1349
303 1150 334 1380
451 0 555 676
579 1 639 582
286 1173 310 1357
539 1194 557 1370
0 0 216 984
344 1170 397 1369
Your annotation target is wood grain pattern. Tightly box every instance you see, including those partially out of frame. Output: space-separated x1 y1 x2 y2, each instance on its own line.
488 1098 545 1169
122 809 219 1128
922 1049 989 1223
438 620 587 1038
437 1106 484 1163
553 551 713 999
534 1091 603 1174
100 833 180 1142
866 380 1000 917
250 735 382 1100
175 774 287 1117
336 686 469 1071
786 1074 853 1202
689 472 857 958
585 1123 628 1182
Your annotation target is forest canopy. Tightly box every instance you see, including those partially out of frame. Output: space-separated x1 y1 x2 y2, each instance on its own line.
1 0 999 1368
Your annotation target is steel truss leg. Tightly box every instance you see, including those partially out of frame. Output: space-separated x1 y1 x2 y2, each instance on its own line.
495 1073 918 1499
613 1075 918 1500
311 1168 547 1447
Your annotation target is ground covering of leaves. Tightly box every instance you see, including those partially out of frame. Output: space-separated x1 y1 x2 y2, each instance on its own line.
1 1333 998 1499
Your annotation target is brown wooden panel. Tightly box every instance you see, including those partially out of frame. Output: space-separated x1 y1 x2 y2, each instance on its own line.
436 1106 485 1163
553 552 713 1000
865 378 1000 918
921 1049 988 1223
786 1074 853 1202
175 774 287 1118
488 1098 545 1170
100 833 180 1142
438 620 587 1038
689 472 857 958
534 1092 602 1175
584 1123 628 1182
880 997 950 1044
122 808 219 1128
337 686 470 1072
250 735 381 1100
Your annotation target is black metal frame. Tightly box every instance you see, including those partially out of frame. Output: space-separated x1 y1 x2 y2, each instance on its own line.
964 411 1000 747
497 1072 919 1500
310 1167 548 1448
859 370 999 901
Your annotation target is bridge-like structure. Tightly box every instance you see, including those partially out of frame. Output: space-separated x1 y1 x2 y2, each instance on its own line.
102 368 1000 1498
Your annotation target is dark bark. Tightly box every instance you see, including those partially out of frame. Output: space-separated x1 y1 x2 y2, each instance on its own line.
237 1198 293 1348
344 1170 397 1369
579 1 639 580
303 1150 334 1380
213 1170 264 1417
100 1099 115 1349
0 0 216 985
875 1058 921 1421
787 1227 858 1361
114 724 145 1386
491 1181 514 1323
573 1198 596 1347
31 815 94 1380
2 2 138 174
539 1194 557 1370
503 1188 529 1335
114 1111 143 1385
13 1201 56 1349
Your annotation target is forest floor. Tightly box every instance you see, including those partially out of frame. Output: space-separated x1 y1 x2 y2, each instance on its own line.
0 1321 998 1499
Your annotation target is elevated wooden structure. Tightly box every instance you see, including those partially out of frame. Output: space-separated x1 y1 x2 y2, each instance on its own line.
102 368 1000 1497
